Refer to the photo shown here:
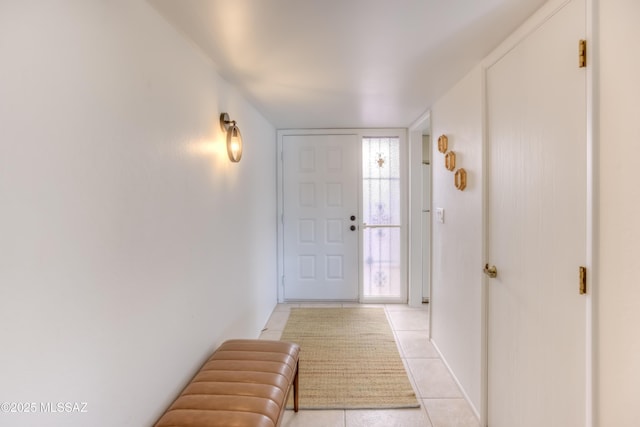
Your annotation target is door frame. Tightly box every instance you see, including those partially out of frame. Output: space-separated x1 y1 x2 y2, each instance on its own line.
408 110 432 309
479 0 596 425
277 128 409 303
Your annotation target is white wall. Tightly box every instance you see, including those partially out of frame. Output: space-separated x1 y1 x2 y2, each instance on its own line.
0 1 277 426
428 1 640 425
597 0 640 425
430 66 484 416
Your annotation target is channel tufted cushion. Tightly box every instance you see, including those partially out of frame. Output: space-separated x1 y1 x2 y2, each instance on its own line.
155 339 300 427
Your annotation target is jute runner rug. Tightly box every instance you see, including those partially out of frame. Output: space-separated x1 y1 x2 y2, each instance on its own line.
280 307 419 409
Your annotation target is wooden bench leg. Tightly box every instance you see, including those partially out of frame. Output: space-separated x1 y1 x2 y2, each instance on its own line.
293 360 299 412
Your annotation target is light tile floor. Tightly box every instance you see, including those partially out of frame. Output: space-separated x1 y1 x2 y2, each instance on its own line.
260 303 480 427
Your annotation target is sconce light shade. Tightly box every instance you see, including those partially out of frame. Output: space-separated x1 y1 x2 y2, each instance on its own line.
220 112 243 162
226 123 242 162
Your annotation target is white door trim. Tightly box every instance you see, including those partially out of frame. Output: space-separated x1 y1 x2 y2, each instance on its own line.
408 110 432 308
584 0 597 425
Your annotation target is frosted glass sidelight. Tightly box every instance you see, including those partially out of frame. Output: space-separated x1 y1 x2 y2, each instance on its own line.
362 137 401 298
363 227 401 297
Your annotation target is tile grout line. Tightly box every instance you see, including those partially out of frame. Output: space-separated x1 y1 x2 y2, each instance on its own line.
385 305 431 418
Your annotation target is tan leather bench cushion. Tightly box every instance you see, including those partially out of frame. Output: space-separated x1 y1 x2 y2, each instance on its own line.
155 339 300 427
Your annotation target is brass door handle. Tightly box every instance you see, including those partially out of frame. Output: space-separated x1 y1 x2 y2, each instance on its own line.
484 264 498 278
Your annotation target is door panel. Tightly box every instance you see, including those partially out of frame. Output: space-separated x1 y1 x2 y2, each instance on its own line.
486 0 586 426
282 134 359 300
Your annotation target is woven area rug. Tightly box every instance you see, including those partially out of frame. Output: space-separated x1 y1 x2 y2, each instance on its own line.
280 307 419 409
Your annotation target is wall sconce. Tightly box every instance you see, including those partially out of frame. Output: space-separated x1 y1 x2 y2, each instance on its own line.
220 112 243 162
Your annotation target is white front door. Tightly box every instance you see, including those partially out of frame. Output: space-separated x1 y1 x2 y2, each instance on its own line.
486 0 586 425
282 134 359 301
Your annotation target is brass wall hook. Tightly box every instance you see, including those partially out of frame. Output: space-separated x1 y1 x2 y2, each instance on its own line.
454 168 467 191
437 135 448 153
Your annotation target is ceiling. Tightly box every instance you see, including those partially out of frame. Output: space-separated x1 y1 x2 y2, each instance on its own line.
148 0 547 129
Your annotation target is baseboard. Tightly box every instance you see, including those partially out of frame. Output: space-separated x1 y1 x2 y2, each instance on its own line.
430 339 482 423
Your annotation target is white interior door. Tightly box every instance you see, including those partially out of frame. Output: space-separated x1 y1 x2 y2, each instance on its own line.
486 0 586 426
282 134 359 301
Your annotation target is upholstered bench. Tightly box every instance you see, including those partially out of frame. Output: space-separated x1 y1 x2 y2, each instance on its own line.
155 339 300 427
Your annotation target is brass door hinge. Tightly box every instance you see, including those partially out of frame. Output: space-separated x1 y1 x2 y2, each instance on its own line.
579 266 587 295
579 39 587 68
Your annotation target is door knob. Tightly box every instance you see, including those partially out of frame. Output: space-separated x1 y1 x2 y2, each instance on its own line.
483 264 498 278
350 225 356 231
350 215 356 221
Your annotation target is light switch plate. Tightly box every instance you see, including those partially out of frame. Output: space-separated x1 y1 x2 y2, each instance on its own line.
436 208 445 223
